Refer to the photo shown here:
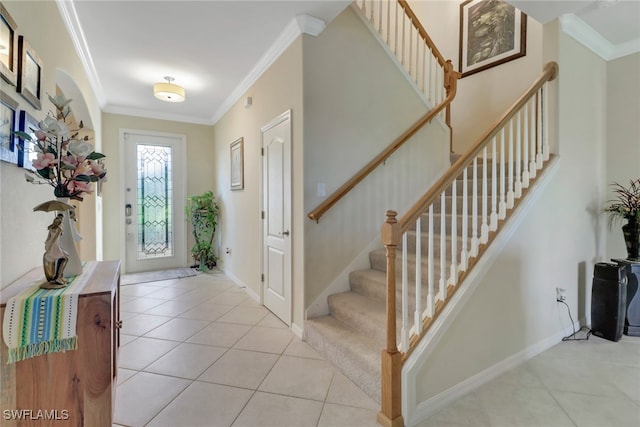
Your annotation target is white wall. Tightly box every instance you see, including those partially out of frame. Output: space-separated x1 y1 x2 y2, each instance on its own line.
605 53 640 259
408 0 544 153
101 113 215 267
302 7 450 310
409 22 610 418
0 1 101 288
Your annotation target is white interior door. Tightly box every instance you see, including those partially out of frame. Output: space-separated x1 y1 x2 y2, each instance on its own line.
122 130 187 273
262 111 292 325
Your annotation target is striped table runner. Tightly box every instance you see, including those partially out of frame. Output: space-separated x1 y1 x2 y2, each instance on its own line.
2 261 97 364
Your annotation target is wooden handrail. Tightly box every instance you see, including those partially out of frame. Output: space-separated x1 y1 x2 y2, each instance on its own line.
397 62 558 234
308 61 459 222
397 0 447 67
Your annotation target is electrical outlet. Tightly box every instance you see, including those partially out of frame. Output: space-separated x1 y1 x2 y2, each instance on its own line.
556 287 566 302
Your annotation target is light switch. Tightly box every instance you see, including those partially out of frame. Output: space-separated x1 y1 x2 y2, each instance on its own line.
317 183 326 197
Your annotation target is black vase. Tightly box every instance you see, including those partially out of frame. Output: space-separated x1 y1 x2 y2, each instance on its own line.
622 220 640 260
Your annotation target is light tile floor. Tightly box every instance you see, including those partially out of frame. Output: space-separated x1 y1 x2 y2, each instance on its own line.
415 333 640 427
113 272 380 427
114 272 640 427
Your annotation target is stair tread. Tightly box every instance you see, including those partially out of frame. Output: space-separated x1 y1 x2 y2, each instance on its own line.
305 316 381 402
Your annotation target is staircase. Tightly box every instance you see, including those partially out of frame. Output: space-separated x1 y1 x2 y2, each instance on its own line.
305 2 559 426
306 157 499 402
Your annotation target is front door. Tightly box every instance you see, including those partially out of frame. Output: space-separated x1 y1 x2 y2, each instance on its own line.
262 111 292 325
122 130 187 273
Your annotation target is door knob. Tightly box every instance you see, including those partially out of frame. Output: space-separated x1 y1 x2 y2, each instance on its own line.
281 230 290 236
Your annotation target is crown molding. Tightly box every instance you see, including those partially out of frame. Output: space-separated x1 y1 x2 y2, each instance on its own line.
104 104 213 126
560 14 640 61
210 14 326 125
56 0 106 108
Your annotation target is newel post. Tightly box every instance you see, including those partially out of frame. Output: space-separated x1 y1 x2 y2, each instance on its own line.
378 210 404 427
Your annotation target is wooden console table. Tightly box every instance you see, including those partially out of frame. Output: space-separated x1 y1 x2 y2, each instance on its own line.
0 261 120 426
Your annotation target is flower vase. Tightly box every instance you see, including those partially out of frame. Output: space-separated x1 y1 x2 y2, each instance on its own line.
623 220 640 261
57 198 83 277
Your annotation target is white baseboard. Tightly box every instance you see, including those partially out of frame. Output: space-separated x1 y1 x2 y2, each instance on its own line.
407 318 581 426
291 322 304 340
225 270 261 303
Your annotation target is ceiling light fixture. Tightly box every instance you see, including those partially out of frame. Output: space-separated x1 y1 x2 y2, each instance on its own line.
153 76 185 102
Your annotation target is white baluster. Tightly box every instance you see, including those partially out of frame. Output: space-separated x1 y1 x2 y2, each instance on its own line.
536 90 544 169
394 1 398 56
460 168 469 271
498 128 506 220
401 232 409 352
386 0 391 45
378 0 383 34
471 157 479 256
439 191 447 300
515 111 523 197
507 120 515 209
415 31 420 87
422 44 427 96
529 98 537 180
481 147 489 243
414 218 422 335
401 12 405 65
429 50 436 105
449 178 458 286
490 138 498 231
543 84 550 160
522 103 530 188
427 205 434 317
408 21 413 77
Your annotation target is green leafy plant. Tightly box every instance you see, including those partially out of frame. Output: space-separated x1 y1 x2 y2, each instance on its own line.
604 178 640 227
185 191 219 271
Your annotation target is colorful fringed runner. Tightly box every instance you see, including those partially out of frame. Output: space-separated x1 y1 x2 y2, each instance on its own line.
2 262 97 364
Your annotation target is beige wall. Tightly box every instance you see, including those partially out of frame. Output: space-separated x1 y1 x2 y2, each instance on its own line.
413 23 609 407
212 38 305 325
605 53 640 259
1 1 102 287
302 7 450 311
101 113 215 267
409 0 544 153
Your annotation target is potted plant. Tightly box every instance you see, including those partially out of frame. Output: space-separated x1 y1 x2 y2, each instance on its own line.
605 178 640 260
185 191 219 271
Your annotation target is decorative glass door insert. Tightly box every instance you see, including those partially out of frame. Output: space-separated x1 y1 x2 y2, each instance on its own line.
136 144 173 259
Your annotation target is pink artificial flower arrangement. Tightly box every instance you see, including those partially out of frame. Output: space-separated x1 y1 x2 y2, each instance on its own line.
15 95 106 201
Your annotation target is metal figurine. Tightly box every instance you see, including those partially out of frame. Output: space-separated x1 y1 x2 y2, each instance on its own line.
42 213 69 289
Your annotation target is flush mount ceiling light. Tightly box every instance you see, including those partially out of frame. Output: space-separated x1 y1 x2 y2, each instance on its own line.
153 76 185 102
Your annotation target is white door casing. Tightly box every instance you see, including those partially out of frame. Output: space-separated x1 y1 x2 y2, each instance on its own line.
121 130 187 274
262 110 292 325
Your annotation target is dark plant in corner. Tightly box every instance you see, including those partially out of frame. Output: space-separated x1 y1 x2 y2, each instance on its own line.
185 191 220 271
605 178 640 260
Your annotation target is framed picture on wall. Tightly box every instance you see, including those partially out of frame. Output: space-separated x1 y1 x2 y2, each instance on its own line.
17 110 38 168
18 36 42 110
230 137 244 191
0 90 18 164
459 0 527 78
0 2 18 86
